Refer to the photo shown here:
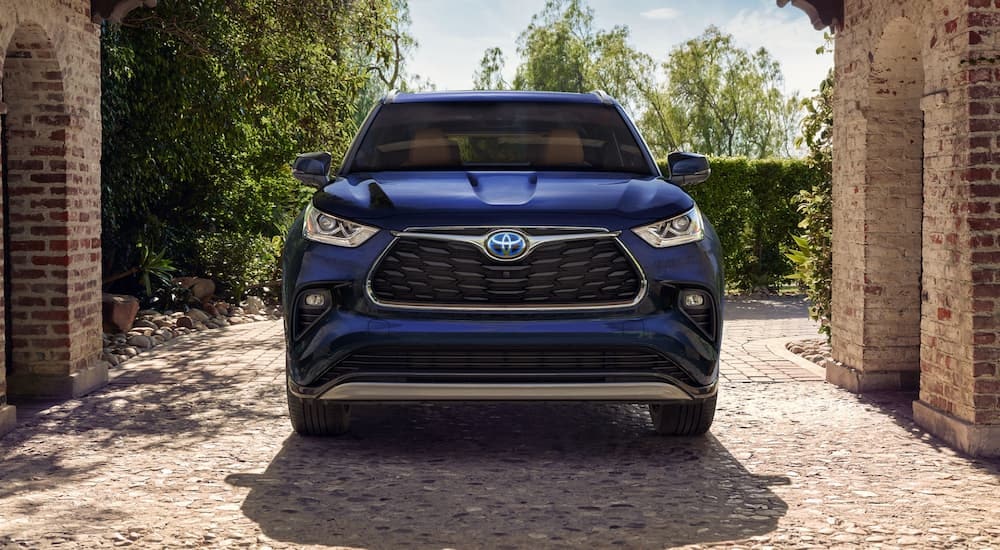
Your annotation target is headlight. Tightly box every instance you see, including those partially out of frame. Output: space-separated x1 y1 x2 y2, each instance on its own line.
303 202 378 247
632 206 704 248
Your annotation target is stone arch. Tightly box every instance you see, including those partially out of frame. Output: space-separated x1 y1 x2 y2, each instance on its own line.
1 21 97 398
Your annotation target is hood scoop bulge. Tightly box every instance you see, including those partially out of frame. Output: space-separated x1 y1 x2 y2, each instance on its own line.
467 173 538 206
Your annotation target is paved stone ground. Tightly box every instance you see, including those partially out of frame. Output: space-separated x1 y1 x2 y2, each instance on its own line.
1 297 998 549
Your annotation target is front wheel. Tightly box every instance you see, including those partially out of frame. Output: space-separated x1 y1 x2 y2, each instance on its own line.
287 386 351 436
649 393 717 436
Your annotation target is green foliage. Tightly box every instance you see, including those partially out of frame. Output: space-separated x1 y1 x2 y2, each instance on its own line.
661 157 825 293
135 242 177 297
475 0 655 112
512 0 594 93
787 70 834 337
645 26 800 157
101 0 413 301
786 181 832 336
146 280 198 311
473 47 509 90
195 231 281 302
474 4 799 159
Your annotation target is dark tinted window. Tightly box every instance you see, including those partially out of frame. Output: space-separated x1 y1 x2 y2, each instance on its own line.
348 102 652 173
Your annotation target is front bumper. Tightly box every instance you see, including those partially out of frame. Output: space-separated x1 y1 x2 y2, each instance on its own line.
292 381 697 401
283 222 724 402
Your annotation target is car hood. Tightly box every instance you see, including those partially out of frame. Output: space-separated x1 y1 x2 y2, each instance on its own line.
311 171 695 231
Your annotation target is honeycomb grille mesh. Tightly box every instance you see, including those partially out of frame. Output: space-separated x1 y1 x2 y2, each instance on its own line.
370 237 641 307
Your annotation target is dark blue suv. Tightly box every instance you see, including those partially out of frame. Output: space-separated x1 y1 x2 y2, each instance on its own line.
283 91 723 436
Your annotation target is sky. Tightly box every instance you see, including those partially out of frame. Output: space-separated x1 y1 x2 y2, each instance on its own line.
407 0 833 99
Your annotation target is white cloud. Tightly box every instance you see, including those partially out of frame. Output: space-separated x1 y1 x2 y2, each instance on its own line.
640 7 680 21
722 8 833 97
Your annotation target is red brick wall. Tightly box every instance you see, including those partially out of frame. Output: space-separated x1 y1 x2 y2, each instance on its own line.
964 0 1000 424
834 0 1000 437
0 0 103 406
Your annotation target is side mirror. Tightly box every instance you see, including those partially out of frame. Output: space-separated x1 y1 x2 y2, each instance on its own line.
667 152 711 187
292 151 333 189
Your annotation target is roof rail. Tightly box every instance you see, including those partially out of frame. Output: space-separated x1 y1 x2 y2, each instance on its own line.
590 89 614 105
383 89 401 104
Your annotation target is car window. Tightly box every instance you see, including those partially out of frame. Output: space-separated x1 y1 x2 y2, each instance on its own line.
349 101 652 173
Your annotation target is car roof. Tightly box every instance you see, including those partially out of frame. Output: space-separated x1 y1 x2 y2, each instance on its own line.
385 90 615 105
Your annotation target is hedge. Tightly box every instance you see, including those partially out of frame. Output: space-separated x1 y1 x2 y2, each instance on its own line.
657 157 825 293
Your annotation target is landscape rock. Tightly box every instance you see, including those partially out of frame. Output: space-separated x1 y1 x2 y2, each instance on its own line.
99 298 280 372
128 327 155 337
244 296 265 315
174 277 216 301
102 294 140 333
187 309 210 323
133 319 159 330
127 335 153 349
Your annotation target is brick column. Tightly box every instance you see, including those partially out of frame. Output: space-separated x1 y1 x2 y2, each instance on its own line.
0 96 13 436
0 4 105 409
912 2 1000 457
831 0 1000 456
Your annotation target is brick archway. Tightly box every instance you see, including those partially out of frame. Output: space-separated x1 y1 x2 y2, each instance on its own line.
829 17 926 391
0 21 105 400
781 0 1000 456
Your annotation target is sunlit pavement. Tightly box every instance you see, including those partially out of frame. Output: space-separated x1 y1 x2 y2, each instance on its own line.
1 298 998 549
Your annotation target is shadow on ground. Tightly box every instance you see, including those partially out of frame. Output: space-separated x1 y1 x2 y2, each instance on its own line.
229 402 789 549
723 295 809 321
0 327 286 503
850 390 1000 476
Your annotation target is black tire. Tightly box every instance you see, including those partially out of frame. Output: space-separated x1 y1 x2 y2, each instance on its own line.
287 386 351 436
649 393 717 436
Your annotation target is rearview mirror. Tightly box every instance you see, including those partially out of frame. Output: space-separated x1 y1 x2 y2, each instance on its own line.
667 152 711 187
292 152 333 189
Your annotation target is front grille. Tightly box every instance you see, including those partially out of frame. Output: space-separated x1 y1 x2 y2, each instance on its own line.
369 236 641 308
312 348 698 387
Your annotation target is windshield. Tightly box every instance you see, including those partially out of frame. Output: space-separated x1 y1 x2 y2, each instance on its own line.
348 101 653 174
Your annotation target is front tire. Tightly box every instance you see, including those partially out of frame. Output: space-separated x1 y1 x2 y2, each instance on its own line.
287 385 351 435
649 393 717 436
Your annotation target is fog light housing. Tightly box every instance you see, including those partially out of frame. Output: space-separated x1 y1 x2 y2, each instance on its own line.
303 292 328 307
296 289 334 339
679 289 715 339
682 291 705 308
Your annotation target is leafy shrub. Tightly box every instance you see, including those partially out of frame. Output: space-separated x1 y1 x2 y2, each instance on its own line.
195 232 281 302
786 180 832 337
659 157 824 293
100 1 407 303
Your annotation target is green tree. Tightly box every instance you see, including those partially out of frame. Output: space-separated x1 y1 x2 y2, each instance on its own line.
473 47 508 90
474 0 651 113
654 26 800 157
511 0 593 93
473 4 799 159
102 0 413 300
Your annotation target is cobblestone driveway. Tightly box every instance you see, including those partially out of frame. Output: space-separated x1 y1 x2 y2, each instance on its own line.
1 297 998 549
